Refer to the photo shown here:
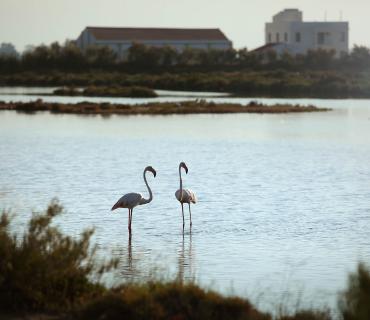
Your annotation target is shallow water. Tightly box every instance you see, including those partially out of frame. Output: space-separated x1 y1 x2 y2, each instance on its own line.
1 90 370 313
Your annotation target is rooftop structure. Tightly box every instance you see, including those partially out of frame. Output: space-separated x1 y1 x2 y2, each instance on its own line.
76 27 232 59
265 9 349 57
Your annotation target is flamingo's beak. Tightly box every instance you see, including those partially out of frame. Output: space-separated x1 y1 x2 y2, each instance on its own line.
183 163 188 174
148 167 156 177
111 202 120 211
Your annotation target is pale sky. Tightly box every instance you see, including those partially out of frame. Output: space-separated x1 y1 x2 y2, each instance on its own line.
1 0 370 52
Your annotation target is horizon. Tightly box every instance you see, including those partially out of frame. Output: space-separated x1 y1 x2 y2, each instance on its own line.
1 0 369 52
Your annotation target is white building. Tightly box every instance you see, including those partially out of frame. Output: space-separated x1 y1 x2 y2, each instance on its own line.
265 9 349 56
76 27 232 59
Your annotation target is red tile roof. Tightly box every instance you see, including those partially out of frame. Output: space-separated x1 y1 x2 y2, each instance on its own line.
86 27 230 42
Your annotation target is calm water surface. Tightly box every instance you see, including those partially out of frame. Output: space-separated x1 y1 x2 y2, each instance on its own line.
1 90 370 313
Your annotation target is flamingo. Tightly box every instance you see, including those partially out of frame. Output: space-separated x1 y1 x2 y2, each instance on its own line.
111 166 156 235
175 162 197 228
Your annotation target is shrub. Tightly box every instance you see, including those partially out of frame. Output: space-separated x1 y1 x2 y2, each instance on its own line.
0 200 116 312
79 281 271 320
278 310 332 320
339 263 370 320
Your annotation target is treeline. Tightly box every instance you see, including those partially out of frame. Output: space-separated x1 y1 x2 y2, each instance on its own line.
1 41 370 73
2 70 369 98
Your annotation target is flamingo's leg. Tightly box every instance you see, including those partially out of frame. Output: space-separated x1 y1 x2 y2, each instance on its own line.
181 203 185 229
188 203 192 227
129 209 133 233
128 209 131 232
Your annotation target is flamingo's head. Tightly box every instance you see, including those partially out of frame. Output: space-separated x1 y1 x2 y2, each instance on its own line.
180 162 188 174
146 166 157 177
111 201 121 211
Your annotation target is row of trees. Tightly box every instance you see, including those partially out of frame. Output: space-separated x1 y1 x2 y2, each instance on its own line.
1 40 370 72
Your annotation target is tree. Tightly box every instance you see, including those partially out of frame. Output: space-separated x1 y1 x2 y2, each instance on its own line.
85 45 117 69
347 45 370 70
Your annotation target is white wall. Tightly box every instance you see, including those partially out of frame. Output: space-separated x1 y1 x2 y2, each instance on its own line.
265 9 349 56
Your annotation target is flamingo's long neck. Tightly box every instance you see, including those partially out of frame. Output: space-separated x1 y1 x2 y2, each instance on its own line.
179 165 183 201
141 169 153 205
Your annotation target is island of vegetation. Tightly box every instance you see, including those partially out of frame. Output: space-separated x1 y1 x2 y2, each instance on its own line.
53 85 158 98
0 200 369 320
0 99 331 115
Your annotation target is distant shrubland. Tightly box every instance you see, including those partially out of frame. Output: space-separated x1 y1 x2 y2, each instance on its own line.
1 41 370 73
0 200 370 319
54 85 158 98
1 41 370 97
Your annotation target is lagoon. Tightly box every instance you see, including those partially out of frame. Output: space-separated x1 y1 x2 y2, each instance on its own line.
0 89 370 313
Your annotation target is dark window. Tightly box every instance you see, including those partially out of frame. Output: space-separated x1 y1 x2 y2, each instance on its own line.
317 32 325 45
295 32 301 42
276 33 280 42
268 33 272 42
284 32 288 42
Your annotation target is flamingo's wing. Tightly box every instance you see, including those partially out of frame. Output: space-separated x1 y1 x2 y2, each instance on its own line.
175 189 182 202
175 189 197 204
185 189 197 203
112 192 143 210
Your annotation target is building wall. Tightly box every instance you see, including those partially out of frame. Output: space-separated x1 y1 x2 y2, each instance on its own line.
76 29 232 60
265 9 349 56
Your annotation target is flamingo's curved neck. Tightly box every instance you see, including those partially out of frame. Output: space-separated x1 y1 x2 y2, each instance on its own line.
179 165 183 201
140 169 153 205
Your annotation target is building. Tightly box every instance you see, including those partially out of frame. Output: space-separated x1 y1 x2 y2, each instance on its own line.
76 27 232 59
0 43 18 57
264 9 349 56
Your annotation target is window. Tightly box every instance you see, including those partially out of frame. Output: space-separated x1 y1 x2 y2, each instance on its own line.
276 33 280 42
284 32 288 42
268 33 272 43
317 32 325 45
295 32 301 42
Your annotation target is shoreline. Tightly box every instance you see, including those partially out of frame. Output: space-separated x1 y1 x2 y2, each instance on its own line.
0 99 331 115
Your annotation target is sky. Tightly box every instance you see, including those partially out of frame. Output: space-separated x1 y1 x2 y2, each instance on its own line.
1 0 370 52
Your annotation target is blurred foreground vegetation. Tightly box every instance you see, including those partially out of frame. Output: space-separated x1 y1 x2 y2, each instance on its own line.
0 201 369 319
1 42 370 97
